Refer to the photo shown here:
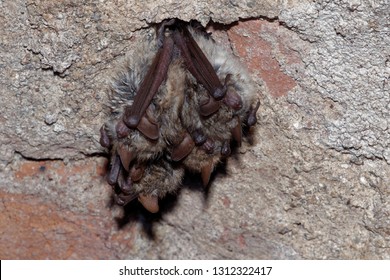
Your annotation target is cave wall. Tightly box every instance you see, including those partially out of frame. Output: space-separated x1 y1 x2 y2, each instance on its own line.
1 0 389 259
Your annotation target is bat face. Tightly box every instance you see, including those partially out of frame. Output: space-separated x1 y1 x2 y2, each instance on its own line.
100 19 260 213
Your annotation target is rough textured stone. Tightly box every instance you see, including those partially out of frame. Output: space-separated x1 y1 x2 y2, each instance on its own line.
280 0 390 164
1 0 390 259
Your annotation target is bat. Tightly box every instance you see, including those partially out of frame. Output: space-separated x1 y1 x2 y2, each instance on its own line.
100 19 260 213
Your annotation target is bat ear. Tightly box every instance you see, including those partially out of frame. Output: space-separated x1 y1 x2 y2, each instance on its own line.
171 133 195 161
138 193 159 213
117 143 133 171
137 115 159 140
201 160 214 187
130 164 145 182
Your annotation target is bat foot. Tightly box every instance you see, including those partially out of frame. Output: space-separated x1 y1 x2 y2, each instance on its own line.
191 128 207 146
201 138 215 154
221 140 231 157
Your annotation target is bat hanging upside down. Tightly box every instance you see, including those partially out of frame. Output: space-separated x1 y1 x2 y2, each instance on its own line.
99 19 260 213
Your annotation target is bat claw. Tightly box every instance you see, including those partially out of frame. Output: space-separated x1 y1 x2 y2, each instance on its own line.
138 193 159 213
171 133 195 161
114 194 126 206
212 74 231 100
224 89 243 110
201 138 215 154
213 87 226 100
123 115 140 129
231 117 242 147
115 193 138 206
117 143 133 171
221 140 231 157
201 160 214 187
116 120 131 138
107 155 121 185
191 128 207 146
157 19 177 48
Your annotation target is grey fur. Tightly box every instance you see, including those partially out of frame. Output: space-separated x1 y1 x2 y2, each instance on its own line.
100 23 259 212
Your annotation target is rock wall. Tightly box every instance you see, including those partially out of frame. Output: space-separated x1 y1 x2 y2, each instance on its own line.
1 0 389 259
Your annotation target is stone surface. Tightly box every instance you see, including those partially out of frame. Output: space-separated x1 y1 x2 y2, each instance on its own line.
1 0 390 259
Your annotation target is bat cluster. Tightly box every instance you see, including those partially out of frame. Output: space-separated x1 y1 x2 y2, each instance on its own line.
100 19 259 213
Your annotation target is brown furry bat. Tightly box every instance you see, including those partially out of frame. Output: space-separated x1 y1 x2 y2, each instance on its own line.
100 19 259 213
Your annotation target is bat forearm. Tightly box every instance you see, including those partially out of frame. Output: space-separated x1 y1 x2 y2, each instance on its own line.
122 36 174 129
173 27 226 100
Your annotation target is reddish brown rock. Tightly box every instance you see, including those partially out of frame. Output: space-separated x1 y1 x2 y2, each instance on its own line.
228 20 297 97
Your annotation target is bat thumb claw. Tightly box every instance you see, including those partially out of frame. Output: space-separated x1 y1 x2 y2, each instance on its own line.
123 114 140 129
